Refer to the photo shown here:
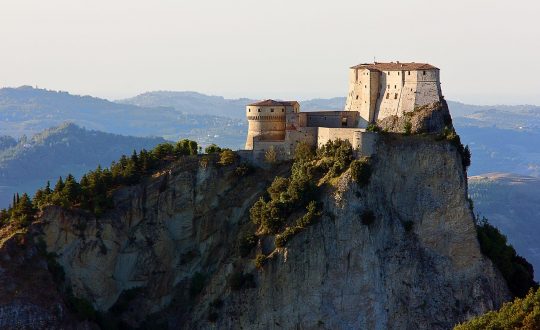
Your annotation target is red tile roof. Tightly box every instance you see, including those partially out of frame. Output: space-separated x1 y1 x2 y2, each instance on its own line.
248 99 299 107
351 62 438 71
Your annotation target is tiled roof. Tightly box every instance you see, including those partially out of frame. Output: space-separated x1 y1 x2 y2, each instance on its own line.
350 62 438 71
248 99 299 107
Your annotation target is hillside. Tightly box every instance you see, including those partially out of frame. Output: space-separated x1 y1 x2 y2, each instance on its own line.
469 173 540 280
0 105 525 328
0 86 245 146
0 123 165 208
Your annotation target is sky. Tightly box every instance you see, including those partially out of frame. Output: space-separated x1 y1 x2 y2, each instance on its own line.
0 0 539 105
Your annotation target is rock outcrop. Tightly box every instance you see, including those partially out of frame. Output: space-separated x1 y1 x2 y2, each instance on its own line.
377 100 453 135
0 111 511 329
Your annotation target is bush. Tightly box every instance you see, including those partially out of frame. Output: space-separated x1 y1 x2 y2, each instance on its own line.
238 234 257 257
205 144 221 154
234 163 253 177
218 149 236 166
403 120 412 135
294 141 315 163
350 158 372 186
190 272 206 297
255 254 267 269
366 123 381 132
476 218 537 297
361 210 375 226
275 226 301 248
455 287 540 330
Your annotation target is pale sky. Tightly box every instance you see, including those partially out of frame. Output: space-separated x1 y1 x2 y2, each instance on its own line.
1 0 539 105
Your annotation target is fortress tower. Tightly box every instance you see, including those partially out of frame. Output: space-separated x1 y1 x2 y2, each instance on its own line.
345 62 441 127
245 100 299 150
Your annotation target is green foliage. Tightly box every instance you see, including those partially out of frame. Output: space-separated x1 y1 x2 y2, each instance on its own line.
175 139 198 156
294 141 315 163
441 126 471 170
249 198 284 234
317 139 354 177
455 287 540 330
366 123 381 132
361 210 375 226
204 144 222 154
403 120 412 135
218 148 236 166
234 163 254 177
238 234 257 257
275 201 320 248
476 218 537 298
255 254 267 269
350 157 372 186
190 272 206 298
228 271 255 291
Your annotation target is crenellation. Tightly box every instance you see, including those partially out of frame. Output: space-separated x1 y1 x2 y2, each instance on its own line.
244 61 443 160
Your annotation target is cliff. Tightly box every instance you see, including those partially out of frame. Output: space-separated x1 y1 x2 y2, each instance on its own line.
0 132 511 328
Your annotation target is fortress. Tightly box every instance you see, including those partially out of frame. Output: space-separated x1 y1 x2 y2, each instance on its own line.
244 62 442 158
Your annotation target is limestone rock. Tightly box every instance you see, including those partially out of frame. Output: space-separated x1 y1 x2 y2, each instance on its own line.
377 100 453 135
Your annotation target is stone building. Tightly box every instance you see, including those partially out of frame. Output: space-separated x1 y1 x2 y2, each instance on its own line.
244 62 442 159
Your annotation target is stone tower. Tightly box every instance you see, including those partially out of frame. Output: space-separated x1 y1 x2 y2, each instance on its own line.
244 100 299 150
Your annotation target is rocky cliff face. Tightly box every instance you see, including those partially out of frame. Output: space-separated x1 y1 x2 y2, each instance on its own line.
0 131 510 329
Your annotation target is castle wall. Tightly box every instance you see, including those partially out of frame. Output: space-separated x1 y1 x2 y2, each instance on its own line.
305 111 358 128
354 131 378 157
344 69 380 127
376 70 405 120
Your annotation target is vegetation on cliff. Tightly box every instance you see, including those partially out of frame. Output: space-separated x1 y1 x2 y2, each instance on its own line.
455 287 540 330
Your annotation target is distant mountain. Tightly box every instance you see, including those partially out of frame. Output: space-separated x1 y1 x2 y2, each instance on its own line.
469 173 540 279
0 123 165 208
0 86 246 147
118 91 254 119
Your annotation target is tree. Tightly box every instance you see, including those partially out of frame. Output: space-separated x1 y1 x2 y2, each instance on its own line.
218 149 236 166
205 144 221 154
294 142 314 163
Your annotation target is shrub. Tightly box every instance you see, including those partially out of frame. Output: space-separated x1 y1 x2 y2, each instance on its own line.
255 254 267 269
234 163 253 177
238 234 257 257
199 156 210 169
218 149 236 166
275 226 301 248
294 141 315 163
350 158 372 186
476 218 537 297
366 123 381 132
455 287 540 330
403 120 412 135
205 144 221 154
361 210 375 226
267 177 289 201
190 272 206 297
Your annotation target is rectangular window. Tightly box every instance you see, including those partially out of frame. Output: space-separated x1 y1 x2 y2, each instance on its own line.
423 71 426 75
408 71 410 75
341 117 348 127
258 109 261 112
356 95 359 100
386 93 389 99
394 93 398 99
271 108 274 112
365 85 367 88
387 84 390 89
394 85 396 89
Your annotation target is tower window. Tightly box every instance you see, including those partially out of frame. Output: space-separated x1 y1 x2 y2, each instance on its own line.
394 85 396 89
388 72 390 75
386 93 389 99
258 109 261 112
394 93 398 99
356 95 359 100
282 109 284 112
248 109 251 112
271 108 274 112
365 85 367 88
387 84 390 89
423 71 426 75
408 71 410 75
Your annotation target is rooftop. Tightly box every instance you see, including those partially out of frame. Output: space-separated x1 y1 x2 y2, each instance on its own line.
248 99 299 107
351 62 438 71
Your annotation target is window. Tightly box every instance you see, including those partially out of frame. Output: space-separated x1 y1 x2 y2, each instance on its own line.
365 85 367 88
248 109 251 112
394 93 398 99
282 109 284 112
423 70 426 75
341 117 348 127
356 95 359 100
394 85 396 89
258 109 261 112
398 72 400 75
388 72 391 75
408 71 410 75
271 108 274 112
386 93 389 99
387 84 390 89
